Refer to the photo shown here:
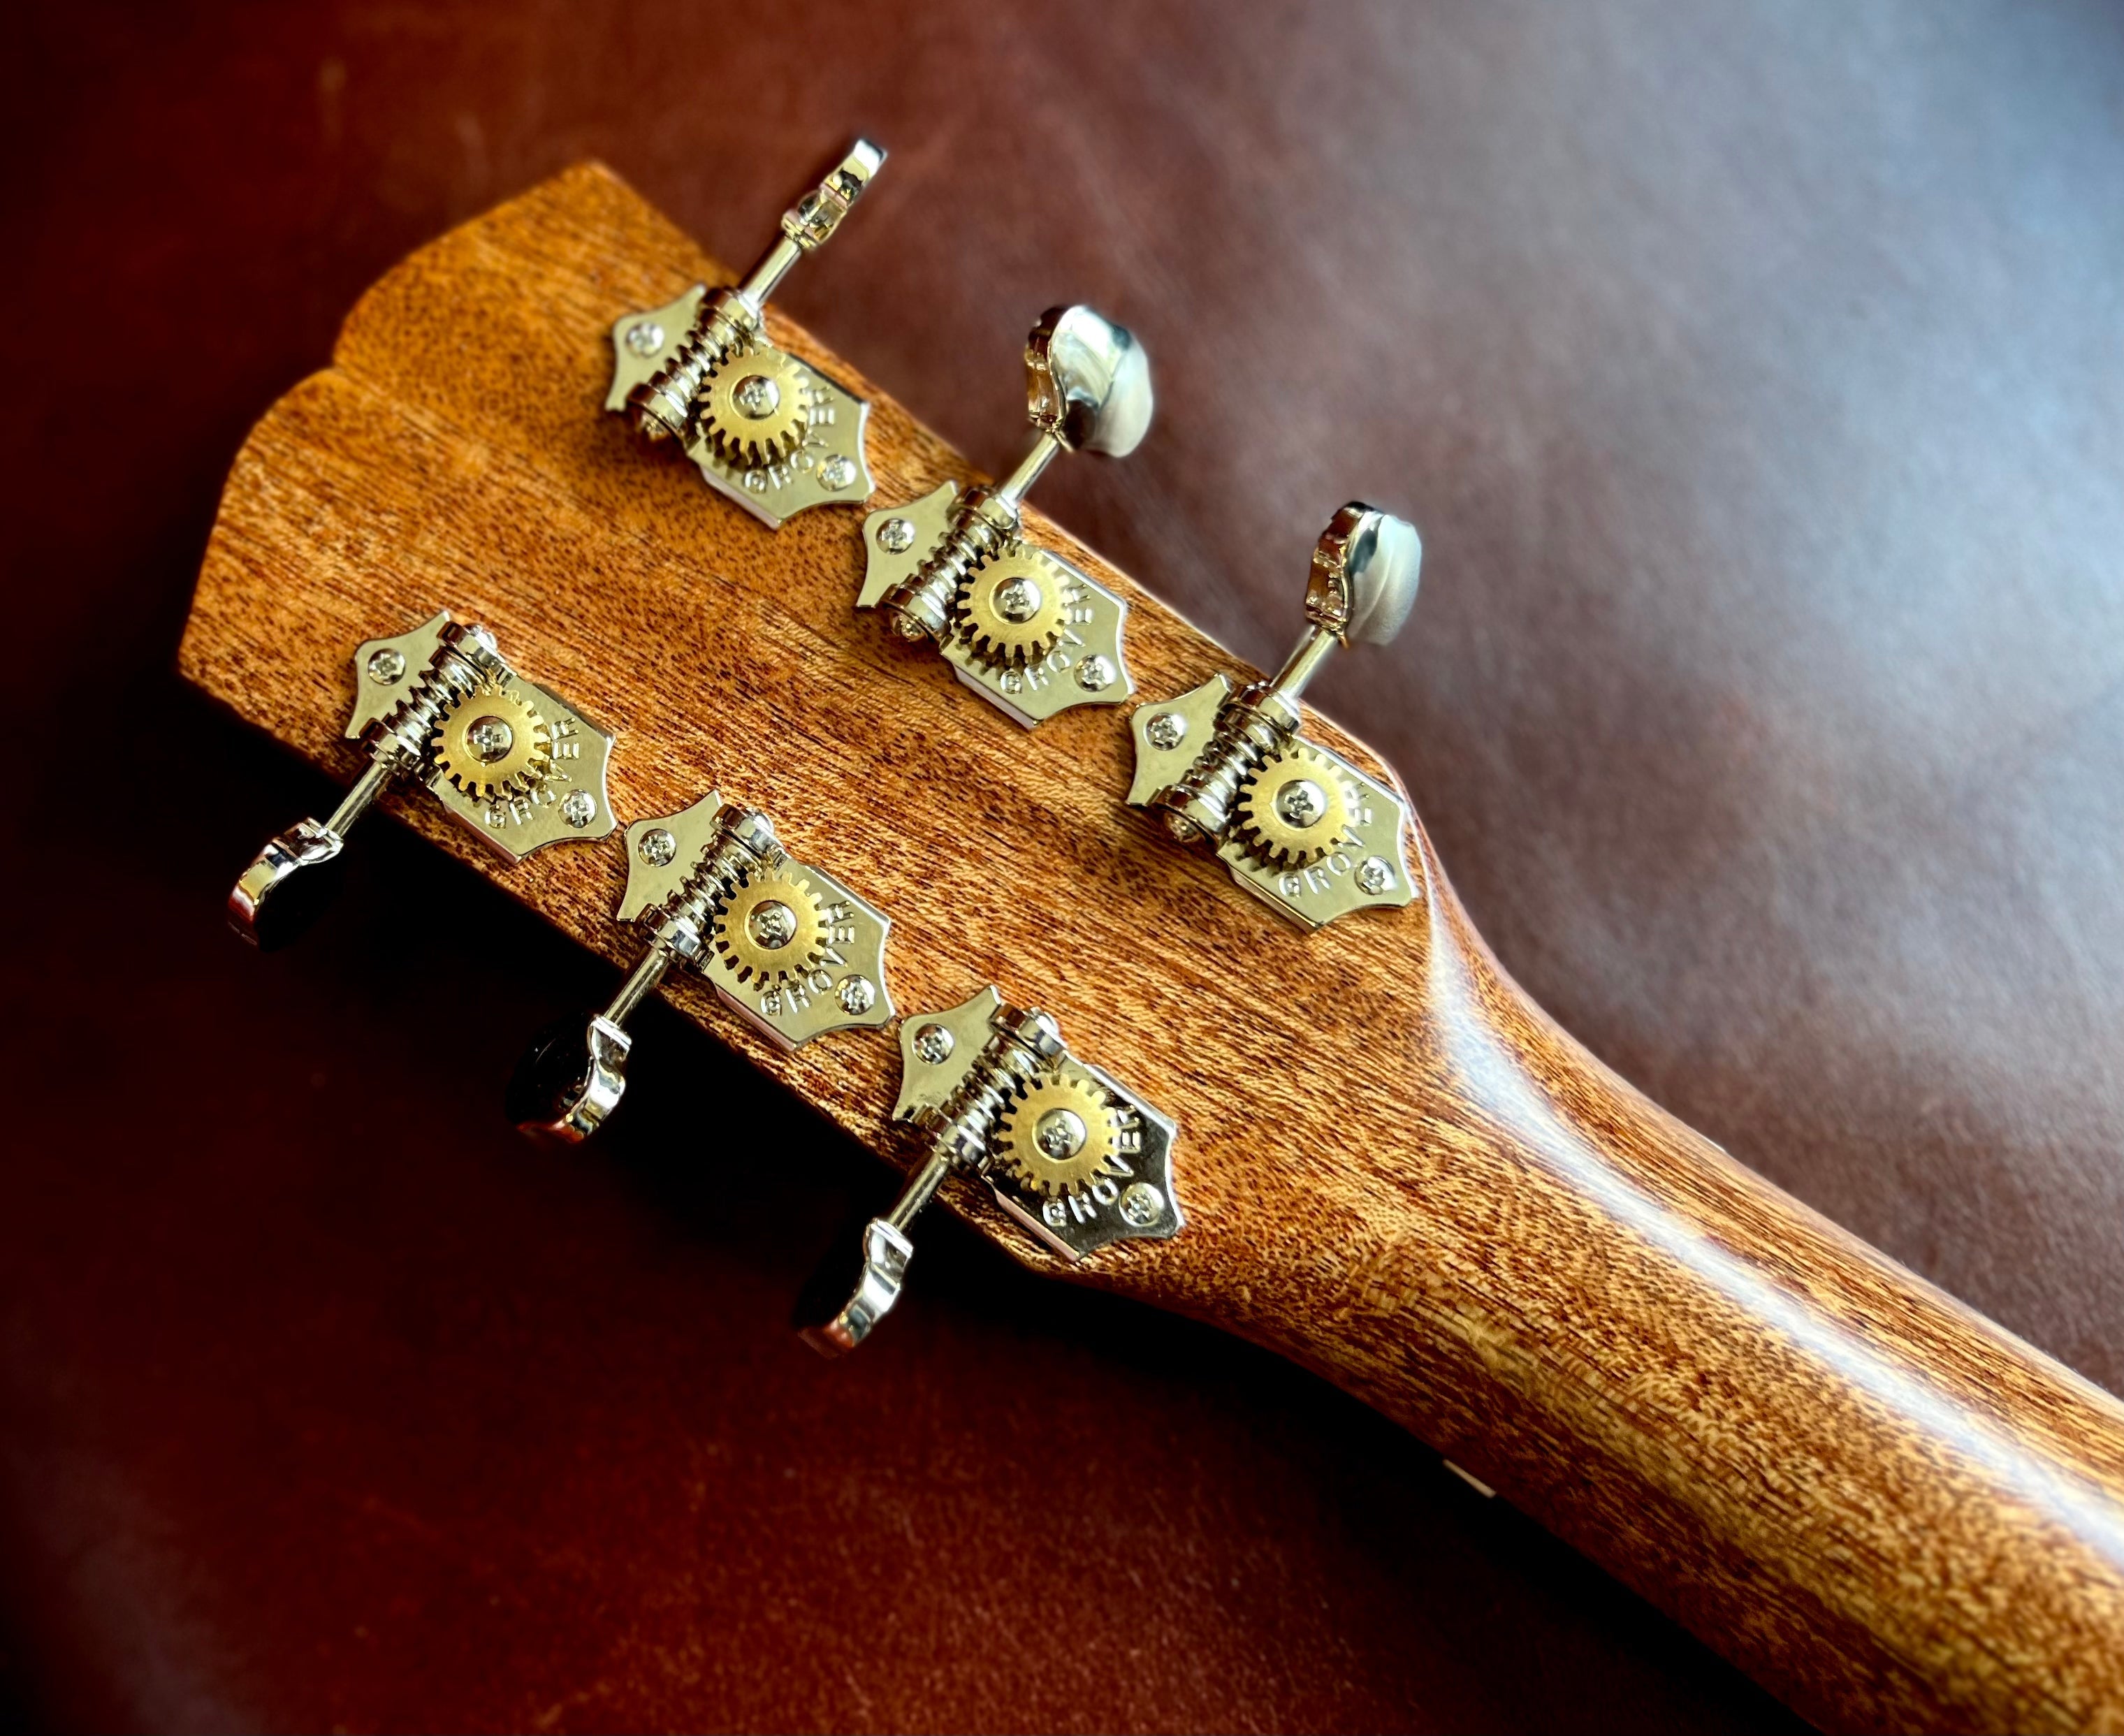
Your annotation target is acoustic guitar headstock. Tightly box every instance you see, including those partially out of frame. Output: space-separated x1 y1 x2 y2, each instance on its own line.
191 147 1445 1354
179 149 2124 1735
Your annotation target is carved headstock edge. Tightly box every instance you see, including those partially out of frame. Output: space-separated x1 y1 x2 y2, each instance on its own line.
178 163 2124 1733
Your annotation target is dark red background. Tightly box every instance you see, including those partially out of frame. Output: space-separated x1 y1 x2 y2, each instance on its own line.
4 2 2121 1730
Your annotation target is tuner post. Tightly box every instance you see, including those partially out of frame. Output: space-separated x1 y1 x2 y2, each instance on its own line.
1125 504 1425 932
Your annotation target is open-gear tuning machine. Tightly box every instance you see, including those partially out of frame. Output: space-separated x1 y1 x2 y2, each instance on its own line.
856 306 1152 728
803 986 1181 1355
511 791 894 1142
605 140 885 527
228 610 616 949
1126 504 1423 931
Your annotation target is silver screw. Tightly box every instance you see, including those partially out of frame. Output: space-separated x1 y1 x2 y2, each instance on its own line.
1145 711 1186 751
625 321 664 356
820 455 856 490
878 517 916 553
995 576 1043 622
638 827 678 867
837 976 877 1016
1276 778 1327 829
913 1023 954 1065
560 790 597 829
1035 1108 1088 1160
366 648 407 685
748 900 796 950
1075 655 1116 692
466 715 515 764
732 373 780 419
1357 856 1394 895
1119 1183 1165 1227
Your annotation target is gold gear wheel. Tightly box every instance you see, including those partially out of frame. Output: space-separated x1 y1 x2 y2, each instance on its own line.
713 863 829 985
994 1064 1122 1198
697 346 814 468
1235 743 1352 867
430 678 552 801
956 548 1071 664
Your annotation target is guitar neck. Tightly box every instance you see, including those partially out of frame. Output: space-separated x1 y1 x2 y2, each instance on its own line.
177 161 2124 1732
1332 866 2124 1729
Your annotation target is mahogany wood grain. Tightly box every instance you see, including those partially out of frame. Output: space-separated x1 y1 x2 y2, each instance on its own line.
177 164 2124 1733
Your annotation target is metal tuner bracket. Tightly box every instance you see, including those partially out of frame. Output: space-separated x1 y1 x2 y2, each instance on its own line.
228 610 616 950
1126 503 1423 931
855 305 1152 727
511 792 894 1142
803 986 1181 1355
605 140 885 528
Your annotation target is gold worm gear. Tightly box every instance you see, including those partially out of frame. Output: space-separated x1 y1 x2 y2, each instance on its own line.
994 1065 1122 1198
430 678 553 801
697 347 815 469
956 548 1072 665
1235 743 1351 868
713 864 829 985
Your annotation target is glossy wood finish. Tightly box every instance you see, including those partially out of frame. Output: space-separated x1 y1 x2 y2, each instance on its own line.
179 166 2124 1732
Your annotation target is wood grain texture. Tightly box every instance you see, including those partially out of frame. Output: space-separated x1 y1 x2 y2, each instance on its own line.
178 164 2124 1733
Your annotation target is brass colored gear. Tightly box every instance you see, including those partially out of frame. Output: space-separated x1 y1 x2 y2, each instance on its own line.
1235 743 1352 868
430 678 552 801
994 1065 1122 1199
713 864 829 985
956 548 1071 664
697 346 814 468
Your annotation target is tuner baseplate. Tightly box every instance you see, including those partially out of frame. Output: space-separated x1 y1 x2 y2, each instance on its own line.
606 287 874 529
